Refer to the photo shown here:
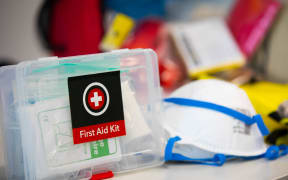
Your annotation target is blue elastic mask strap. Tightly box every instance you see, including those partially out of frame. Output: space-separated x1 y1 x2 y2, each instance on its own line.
165 136 226 166
229 145 288 161
263 145 288 160
165 137 288 165
279 145 288 156
164 98 269 136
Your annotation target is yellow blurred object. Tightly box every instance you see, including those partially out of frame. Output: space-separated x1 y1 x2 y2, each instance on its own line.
196 74 216 80
276 134 288 145
241 81 288 132
100 13 134 51
189 62 244 78
281 118 288 125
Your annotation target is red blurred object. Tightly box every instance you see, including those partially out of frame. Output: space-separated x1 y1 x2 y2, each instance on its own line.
90 171 114 180
123 20 162 49
50 0 103 57
227 0 281 59
123 20 185 90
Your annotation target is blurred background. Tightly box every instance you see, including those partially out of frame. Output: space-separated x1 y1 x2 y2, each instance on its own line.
1 0 288 162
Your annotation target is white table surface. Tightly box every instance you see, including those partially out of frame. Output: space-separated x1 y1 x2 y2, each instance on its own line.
114 156 288 180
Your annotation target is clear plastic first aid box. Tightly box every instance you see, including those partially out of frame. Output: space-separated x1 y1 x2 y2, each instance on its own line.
0 49 165 180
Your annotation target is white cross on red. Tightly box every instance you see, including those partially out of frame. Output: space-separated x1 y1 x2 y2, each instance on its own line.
90 92 102 107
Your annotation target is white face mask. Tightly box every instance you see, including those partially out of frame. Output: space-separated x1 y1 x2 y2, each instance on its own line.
163 79 288 166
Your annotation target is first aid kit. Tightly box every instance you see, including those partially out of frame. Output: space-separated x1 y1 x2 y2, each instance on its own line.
162 79 288 165
0 49 165 179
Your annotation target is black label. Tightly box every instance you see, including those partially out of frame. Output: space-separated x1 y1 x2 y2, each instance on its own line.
68 71 124 129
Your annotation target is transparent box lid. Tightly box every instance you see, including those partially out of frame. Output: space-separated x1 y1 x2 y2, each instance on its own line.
0 49 165 180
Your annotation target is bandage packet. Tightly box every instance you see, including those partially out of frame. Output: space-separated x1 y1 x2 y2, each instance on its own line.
0 49 165 180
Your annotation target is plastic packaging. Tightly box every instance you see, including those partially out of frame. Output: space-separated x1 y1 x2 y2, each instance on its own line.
0 49 165 180
170 18 245 77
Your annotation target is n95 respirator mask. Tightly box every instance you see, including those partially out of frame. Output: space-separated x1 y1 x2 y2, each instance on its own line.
163 79 288 166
